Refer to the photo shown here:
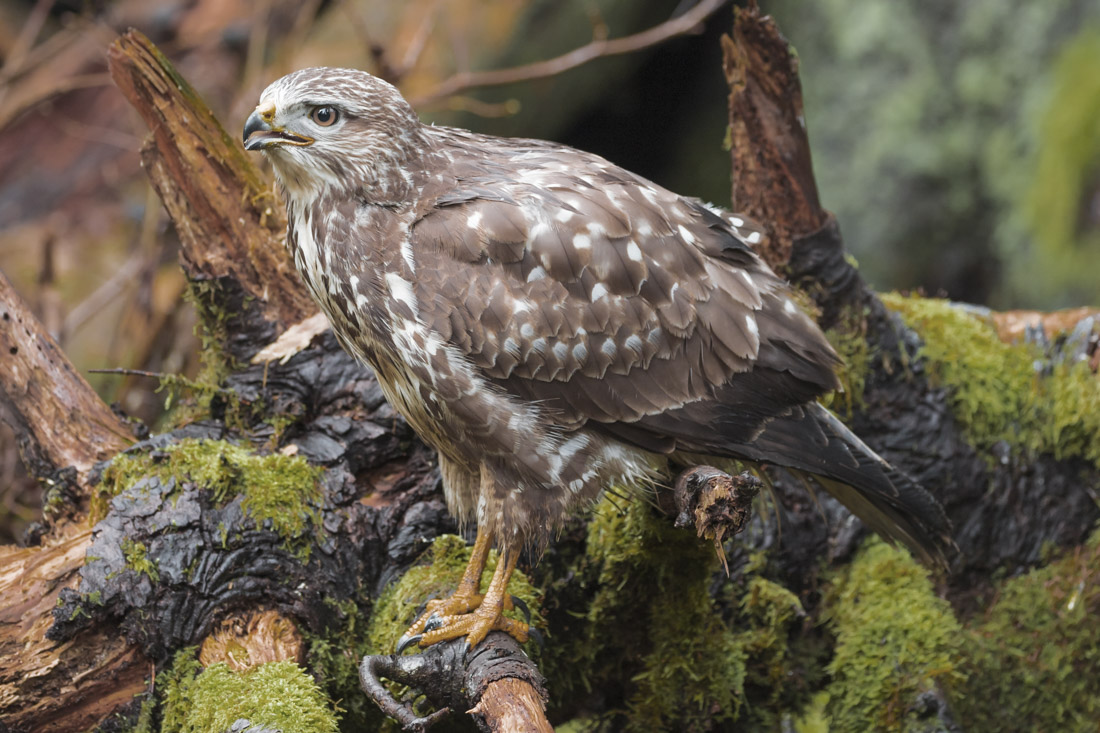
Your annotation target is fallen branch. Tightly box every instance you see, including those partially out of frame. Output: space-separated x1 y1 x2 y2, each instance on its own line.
0 268 132 491
0 527 148 730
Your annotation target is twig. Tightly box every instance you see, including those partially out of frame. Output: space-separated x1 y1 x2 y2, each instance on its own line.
394 1 440 80
62 249 146 339
0 0 56 87
409 0 728 108
87 367 167 379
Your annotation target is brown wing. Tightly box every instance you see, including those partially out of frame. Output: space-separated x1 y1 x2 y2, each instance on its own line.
408 132 954 566
409 134 840 453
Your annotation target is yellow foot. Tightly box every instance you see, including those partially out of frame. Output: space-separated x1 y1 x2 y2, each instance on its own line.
397 543 529 653
397 602 530 654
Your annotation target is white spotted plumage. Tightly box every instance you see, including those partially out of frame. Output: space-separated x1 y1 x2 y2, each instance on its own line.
249 66 952 566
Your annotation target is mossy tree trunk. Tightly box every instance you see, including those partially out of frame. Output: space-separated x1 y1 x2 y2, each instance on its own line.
1 8 1098 733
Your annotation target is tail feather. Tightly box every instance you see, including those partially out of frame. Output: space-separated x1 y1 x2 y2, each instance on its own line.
728 403 955 568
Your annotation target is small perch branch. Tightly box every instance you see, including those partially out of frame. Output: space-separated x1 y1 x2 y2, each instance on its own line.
409 0 728 108
670 465 760 574
359 633 550 732
0 269 132 489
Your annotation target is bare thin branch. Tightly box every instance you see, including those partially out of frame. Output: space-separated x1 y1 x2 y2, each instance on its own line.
409 0 728 107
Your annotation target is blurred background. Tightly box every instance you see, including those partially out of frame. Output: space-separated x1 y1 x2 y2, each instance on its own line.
1 0 1098 542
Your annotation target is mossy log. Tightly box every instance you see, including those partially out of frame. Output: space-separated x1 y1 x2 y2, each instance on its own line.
1 8 1099 733
722 4 1099 596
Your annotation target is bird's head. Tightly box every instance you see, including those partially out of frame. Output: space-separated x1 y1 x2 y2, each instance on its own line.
243 67 427 203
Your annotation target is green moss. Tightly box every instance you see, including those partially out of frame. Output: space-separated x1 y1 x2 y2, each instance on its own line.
130 695 157 733
305 599 386 731
178 280 234 415
792 691 830 733
122 537 160 582
162 660 338 733
954 530 1100 730
547 498 747 731
366 534 544 656
95 438 323 547
159 647 205 733
882 292 1100 468
735 576 809 721
823 318 871 418
822 540 963 731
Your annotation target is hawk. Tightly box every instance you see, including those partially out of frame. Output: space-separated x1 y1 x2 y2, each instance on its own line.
244 67 952 652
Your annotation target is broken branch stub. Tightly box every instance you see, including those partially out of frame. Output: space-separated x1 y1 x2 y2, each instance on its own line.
0 269 132 490
723 3 828 269
107 29 316 340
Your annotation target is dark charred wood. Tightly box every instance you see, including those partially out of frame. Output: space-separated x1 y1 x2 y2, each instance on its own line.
723 3 1100 605
359 633 548 732
48 332 449 663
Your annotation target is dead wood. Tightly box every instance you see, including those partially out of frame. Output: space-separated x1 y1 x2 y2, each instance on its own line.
107 30 315 344
721 2 1099 600
360 634 549 733
0 526 148 732
199 610 305 671
0 270 132 491
0 259 142 730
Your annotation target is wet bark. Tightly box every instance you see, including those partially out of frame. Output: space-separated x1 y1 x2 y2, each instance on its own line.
1 10 1097 733
722 1 1099 601
0 28 547 733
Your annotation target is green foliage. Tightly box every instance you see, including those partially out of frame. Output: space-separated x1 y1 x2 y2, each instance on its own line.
162 660 339 733
365 534 544 656
883 293 1100 468
955 530 1100 730
96 438 323 546
769 0 1100 307
122 537 160 582
822 540 963 731
1022 30 1100 306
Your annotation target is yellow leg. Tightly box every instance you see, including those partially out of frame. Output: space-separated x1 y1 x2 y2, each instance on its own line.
397 533 529 653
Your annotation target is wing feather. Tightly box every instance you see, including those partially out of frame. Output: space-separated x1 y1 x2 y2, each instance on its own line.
410 156 837 444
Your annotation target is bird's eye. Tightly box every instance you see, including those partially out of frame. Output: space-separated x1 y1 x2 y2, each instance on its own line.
310 106 339 126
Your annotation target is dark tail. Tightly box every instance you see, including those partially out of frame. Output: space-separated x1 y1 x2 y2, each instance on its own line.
729 403 955 568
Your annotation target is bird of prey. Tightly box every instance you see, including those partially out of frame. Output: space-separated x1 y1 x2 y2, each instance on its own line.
244 67 952 652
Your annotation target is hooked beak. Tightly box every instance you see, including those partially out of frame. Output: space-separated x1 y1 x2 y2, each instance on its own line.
243 106 313 151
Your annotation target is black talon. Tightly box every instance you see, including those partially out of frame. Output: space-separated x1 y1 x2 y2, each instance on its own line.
460 639 471 658
527 627 545 650
510 595 531 624
423 613 444 632
395 634 422 654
